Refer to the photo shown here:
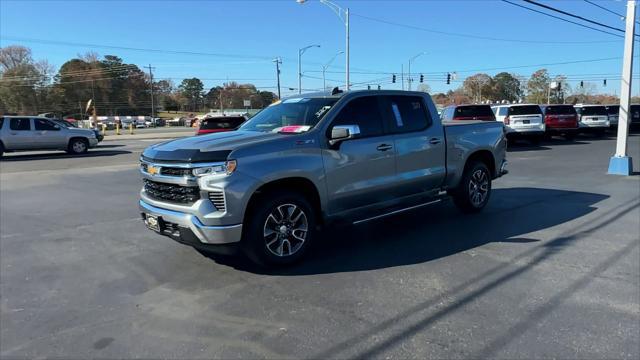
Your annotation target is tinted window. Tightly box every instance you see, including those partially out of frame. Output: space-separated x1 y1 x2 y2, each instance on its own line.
240 98 337 133
332 96 384 137
201 117 245 130
34 118 59 130
498 107 508 116
579 106 607 116
605 105 619 115
631 105 640 120
10 118 30 131
509 105 542 115
544 105 576 115
387 96 430 133
453 105 495 119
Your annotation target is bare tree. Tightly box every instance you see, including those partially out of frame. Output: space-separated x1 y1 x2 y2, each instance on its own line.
0 45 33 72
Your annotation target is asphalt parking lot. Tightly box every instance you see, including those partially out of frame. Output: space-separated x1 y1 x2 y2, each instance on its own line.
1 133 639 359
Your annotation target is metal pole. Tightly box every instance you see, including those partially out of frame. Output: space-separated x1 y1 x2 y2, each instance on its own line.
547 83 551 104
274 58 281 99
146 64 155 121
298 49 302 94
345 8 350 91
323 67 326 92
401 64 404 91
609 0 636 175
408 60 412 91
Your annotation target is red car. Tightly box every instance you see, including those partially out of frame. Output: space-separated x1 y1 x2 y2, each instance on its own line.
196 115 247 135
541 105 579 140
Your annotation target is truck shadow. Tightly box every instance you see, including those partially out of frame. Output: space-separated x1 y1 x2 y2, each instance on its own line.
206 187 608 275
0 150 131 161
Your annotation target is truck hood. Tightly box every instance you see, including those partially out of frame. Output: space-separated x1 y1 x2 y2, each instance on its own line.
142 130 282 163
69 128 96 137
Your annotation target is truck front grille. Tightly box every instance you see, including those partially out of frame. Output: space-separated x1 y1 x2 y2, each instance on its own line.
160 167 193 177
208 191 226 212
143 179 200 205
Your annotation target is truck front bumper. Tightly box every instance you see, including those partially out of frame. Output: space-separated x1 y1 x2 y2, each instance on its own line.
139 200 242 248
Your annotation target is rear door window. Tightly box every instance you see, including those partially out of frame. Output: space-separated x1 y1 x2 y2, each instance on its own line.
10 118 31 131
508 105 542 116
332 96 385 137
201 117 245 130
544 106 576 115
34 118 60 131
386 96 430 133
454 105 495 119
579 107 607 116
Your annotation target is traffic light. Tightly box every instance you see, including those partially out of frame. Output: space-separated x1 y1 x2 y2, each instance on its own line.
580 81 584 88
446 73 451 85
367 85 371 90
392 74 396 83
420 74 424 83
377 85 381 90
603 79 607 87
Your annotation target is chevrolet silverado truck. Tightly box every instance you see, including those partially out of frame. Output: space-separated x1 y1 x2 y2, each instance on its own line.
139 90 508 266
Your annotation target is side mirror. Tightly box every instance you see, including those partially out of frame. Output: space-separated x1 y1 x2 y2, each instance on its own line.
329 125 360 146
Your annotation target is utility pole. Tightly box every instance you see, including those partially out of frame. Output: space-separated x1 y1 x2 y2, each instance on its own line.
273 57 282 99
145 64 156 121
608 0 636 175
401 64 404 91
91 80 97 128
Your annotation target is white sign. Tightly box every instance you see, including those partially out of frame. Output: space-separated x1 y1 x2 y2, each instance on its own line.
243 100 251 107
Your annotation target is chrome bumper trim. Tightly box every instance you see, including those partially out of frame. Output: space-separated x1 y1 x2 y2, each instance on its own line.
139 200 242 245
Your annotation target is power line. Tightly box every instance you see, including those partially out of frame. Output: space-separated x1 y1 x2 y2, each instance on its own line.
501 0 624 38
583 0 640 26
351 12 619 44
523 0 628 34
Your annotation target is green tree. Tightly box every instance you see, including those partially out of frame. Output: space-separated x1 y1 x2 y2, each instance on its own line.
492 72 521 102
179 78 204 111
526 69 550 104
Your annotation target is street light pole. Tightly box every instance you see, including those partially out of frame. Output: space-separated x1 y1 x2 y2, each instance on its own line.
408 52 426 91
608 0 636 175
298 44 320 94
297 0 350 90
273 57 282 99
322 51 344 91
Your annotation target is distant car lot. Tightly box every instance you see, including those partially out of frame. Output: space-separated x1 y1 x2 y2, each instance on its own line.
0 133 638 358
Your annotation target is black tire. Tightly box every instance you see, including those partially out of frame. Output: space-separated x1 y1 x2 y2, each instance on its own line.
241 190 317 267
595 129 606 138
0 142 4 159
67 138 89 154
452 161 492 214
564 133 576 141
529 136 543 145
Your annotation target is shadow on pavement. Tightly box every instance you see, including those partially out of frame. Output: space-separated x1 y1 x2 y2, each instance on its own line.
507 144 551 152
206 187 609 275
0 150 131 162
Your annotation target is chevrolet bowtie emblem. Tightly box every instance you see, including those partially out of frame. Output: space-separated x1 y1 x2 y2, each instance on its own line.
147 165 160 175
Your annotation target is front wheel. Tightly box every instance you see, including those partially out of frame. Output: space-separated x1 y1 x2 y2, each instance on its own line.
452 161 492 214
242 191 317 267
67 138 89 154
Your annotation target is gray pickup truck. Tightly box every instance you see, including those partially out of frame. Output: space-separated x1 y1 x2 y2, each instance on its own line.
139 90 507 266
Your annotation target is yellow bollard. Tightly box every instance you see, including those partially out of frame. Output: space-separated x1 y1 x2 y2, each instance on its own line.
116 123 120 135
129 123 134 135
101 124 106 136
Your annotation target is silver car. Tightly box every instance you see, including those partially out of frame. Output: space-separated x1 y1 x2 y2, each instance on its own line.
0 116 98 157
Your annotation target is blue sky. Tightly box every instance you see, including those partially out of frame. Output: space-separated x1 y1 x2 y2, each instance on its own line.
1 0 638 97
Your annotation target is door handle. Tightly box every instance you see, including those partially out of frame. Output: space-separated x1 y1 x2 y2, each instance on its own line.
376 144 393 151
429 137 442 145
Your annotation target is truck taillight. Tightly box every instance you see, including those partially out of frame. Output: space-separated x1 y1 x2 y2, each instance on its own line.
504 116 510 125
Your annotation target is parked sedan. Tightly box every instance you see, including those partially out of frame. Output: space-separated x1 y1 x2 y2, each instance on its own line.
540 104 579 140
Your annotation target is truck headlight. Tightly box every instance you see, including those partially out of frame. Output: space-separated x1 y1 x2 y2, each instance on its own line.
192 160 237 177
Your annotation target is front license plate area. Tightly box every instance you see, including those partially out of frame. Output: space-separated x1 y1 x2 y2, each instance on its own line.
145 214 162 232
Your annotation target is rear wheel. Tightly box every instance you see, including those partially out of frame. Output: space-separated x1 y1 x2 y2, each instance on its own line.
242 190 317 267
452 161 492 214
67 138 88 154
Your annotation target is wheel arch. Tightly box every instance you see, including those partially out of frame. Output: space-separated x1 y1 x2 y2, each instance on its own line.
244 177 324 226
464 149 496 178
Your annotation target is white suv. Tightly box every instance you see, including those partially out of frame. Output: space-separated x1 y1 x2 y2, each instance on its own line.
574 104 609 136
492 104 545 144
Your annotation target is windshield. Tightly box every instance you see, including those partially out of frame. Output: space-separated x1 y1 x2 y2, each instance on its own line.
544 105 576 115
454 105 495 118
606 105 619 115
509 105 542 116
240 98 338 133
580 106 607 116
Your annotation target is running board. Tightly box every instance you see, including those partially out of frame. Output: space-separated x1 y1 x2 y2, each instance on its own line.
352 199 442 225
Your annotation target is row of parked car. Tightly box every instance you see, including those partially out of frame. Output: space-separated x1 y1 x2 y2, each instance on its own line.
440 103 639 144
